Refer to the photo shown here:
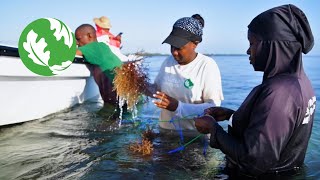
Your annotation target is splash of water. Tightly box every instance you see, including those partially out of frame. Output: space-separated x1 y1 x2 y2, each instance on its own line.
117 95 139 124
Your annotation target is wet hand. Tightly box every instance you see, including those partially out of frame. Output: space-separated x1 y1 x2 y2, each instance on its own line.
194 115 216 134
204 107 235 121
152 91 178 111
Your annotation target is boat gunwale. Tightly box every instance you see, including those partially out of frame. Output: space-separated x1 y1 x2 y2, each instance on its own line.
0 45 88 64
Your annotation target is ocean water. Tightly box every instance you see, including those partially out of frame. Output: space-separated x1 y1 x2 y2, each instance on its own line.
0 55 319 179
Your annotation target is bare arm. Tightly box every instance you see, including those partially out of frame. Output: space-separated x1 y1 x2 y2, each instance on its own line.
76 49 83 56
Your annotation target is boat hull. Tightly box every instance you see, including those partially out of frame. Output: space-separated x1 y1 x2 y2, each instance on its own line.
0 55 102 126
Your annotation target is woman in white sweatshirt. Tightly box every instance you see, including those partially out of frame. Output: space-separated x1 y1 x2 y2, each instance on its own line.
150 15 224 135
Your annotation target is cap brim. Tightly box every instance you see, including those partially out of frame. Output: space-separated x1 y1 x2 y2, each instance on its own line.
162 34 189 48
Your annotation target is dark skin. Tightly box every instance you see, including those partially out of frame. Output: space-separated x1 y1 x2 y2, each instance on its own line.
204 107 235 121
75 25 98 56
153 41 199 111
194 107 235 134
152 91 179 111
171 41 198 65
247 30 259 69
195 30 257 134
194 115 216 134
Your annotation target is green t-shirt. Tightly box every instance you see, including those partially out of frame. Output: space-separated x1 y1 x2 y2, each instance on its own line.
79 42 122 80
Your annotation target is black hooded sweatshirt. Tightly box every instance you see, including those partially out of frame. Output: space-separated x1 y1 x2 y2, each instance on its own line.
210 4 316 176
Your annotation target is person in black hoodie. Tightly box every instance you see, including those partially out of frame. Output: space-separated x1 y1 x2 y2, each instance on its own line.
194 4 316 179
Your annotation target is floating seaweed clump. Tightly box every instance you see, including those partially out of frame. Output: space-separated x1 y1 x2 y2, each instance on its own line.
129 127 156 156
113 59 149 115
129 139 154 155
142 126 156 141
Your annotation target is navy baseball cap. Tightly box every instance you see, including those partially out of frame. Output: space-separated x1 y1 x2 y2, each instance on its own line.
163 17 203 48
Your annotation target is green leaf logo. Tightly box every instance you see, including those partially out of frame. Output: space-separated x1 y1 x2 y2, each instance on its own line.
48 18 74 48
23 30 50 67
18 18 76 76
184 78 194 89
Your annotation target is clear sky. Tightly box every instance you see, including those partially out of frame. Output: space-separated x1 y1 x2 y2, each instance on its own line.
1 0 319 55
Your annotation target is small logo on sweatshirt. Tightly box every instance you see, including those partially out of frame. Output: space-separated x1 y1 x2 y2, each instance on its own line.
184 78 194 89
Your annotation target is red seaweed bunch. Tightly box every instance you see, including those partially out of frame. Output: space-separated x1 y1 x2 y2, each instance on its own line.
129 127 156 156
113 59 149 110
129 139 154 156
142 126 156 141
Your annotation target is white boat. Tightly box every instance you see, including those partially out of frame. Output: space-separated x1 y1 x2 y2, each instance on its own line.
0 45 102 126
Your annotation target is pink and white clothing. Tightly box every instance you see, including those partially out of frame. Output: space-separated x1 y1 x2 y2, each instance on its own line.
95 25 128 62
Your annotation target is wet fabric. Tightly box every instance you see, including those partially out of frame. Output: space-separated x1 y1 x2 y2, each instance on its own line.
91 66 118 105
79 41 122 80
79 42 122 104
210 4 316 176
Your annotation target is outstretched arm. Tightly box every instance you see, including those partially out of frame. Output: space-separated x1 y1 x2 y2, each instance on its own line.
153 91 218 118
204 107 235 121
195 87 298 175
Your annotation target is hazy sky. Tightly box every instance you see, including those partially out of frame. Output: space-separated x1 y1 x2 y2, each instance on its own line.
1 0 319 55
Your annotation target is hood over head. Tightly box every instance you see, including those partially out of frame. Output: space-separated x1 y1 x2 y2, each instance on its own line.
248 4 314 81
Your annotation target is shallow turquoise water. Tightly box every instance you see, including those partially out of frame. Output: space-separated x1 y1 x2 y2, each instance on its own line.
0 55 319 179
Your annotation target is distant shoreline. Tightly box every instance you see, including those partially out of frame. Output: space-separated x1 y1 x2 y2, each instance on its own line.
125 52 249 57
126 52 320 57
